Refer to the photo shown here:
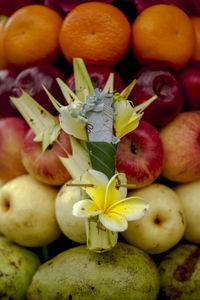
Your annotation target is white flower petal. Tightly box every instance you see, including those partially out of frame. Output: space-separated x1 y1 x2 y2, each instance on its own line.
72 199 102 218
110 197 149 221
59 107 87 140
99 212 128 232
81 169 108 209
105 173 127 209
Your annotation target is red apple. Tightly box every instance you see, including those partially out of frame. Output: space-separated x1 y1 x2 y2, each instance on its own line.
66 67 124 92
133 0 197 16
0 117 29 183
11 64 66 115
116 120 164 189
0 0 41 16
179 62 200 111
160 111 200 183
44 0 113 15
130 64 185 127
21 128 72 186
0 69 19 118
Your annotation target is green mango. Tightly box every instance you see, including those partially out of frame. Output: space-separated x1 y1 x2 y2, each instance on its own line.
27 242 160 300
0 235 40 299
159 243 200 299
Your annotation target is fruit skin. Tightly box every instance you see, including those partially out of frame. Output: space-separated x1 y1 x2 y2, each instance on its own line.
55 182 87 244
0 117 29 183
116 120 163 189
0 174 61 247
160 111 200 183
0 235 40 300
0 19 9 69
133 0 197 16
11 64 66 115
190 17 200 62
3 5 63 69
66 66 124 92
0 0 40 16
21 128 72 186
44 0 114 15
174 180 200 243
121 183 185 254
159 243 200 300
0 69 19 118
130 64 185 127
27 243 160 300
180 62 200 111
59 2 131 67
132 4 195 70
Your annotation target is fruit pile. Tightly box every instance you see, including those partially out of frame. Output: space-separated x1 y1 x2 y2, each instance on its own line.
1 1 200 299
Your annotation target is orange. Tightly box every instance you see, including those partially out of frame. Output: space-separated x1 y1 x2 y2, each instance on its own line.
0 18 9 69
3 5 63 69
59 2 131 67
132 4 195 70
191 16 200 62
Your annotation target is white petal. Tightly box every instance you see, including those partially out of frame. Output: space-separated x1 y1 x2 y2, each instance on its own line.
99 212 128 232
110 197 149 221
105 173 127 209
80 169 108 209
72 199 103 218
59 107 87 140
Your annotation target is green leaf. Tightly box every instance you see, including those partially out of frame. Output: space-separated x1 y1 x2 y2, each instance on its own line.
86 142 117 179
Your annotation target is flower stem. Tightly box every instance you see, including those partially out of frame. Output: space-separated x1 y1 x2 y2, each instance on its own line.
85 216 118 253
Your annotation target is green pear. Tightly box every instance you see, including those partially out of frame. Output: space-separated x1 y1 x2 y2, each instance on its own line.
27 242 160 300
0 235 40 300
0 174 61 247
159 243 200 299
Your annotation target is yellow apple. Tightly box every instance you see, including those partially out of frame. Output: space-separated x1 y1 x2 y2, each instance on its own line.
0 174 61 247
174 179 200 243
55 182 86 244
121 183 186 254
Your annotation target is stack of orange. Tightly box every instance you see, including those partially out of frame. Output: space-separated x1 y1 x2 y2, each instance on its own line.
0 2 200 71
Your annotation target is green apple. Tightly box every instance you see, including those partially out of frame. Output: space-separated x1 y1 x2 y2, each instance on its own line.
174 180 200 243
121 183 186 254
55 181 87 244
27 243 160 300
0 235 40 300
0 174 61 247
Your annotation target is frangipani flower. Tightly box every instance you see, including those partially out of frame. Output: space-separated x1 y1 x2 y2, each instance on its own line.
72 169 149 232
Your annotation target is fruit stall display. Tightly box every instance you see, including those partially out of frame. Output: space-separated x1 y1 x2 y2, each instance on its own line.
1 0 200 299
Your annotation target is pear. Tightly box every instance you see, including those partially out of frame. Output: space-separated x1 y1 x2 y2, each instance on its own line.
27 242 160 300
55 182 87 243
0 174 61 247
0 235 40 300
159 243 200 299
